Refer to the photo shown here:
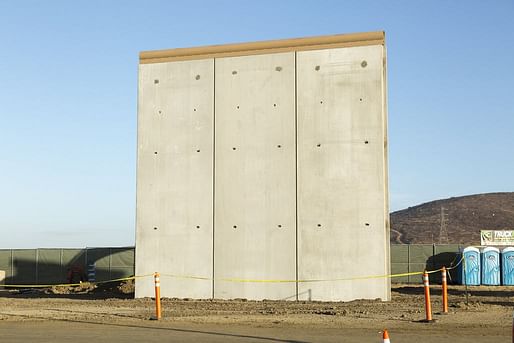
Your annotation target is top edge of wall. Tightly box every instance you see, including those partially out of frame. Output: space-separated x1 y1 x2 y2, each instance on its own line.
139 31 385 64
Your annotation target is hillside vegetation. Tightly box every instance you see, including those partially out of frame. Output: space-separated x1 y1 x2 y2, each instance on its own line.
390 192 514 245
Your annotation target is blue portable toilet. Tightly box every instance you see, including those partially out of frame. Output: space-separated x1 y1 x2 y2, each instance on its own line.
502 247 514 285
460 246 480 285
481 247 500 285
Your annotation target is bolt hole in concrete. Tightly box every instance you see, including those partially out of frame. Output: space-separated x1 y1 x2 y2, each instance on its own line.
193 108 197 112
315 65 320 71
320 100 323 104
359 98 363 102
236 105 240 109
277 145 281 148
275 66 282 71
365 223 370 227
154 151 158 154
277 224 282 228
233 225 237 229
154 79 159 84
317 224 322 228
196 149 201 152
195 74 201 80
196 225 200 229
153 227 158 230
317 144 321 147
361 60 367 68
364 141 369 144
232 70 238 75
273 103 277 107
158 110 162 114
232 147 237 150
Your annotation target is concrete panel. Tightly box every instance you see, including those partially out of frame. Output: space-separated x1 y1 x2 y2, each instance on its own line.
136 59 214 298
214 52 296 299
297 45 389 301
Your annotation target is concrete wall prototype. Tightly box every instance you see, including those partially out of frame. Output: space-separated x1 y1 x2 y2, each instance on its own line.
136 32 389 301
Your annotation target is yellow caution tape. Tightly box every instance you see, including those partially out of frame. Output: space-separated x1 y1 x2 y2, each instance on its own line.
160 256 465 283
1 256 464 287
1 273 154 288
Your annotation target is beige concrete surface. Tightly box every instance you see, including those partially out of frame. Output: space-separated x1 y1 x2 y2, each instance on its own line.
214 52 297 300
296 45 389 301
136 36 389 301
135 59 214 298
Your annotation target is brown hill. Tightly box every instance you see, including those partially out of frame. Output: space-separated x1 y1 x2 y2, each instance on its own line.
390 192 514 244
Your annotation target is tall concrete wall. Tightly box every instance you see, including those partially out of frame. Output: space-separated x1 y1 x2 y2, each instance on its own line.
136 32 389 301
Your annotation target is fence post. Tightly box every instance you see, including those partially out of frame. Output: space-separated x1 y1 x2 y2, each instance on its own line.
423 270 433 322
154 272 162 320
442 266 448 314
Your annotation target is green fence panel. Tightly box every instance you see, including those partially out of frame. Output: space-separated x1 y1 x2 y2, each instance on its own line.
0 250 12 280
390 263 409 283
85 248 111 281
12 249 37 284
86 248 111 267
110 267 134 279
390 245 409 263
110 248 134 267
409 244 434 264
62 249 86 268
38 249 64 284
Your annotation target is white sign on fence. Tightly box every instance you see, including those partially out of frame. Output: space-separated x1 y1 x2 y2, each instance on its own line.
481 230 514 246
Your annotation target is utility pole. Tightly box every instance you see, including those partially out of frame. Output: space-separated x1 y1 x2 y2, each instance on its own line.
439 206 449 244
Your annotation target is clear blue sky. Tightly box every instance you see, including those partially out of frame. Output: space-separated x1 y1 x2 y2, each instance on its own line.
1 1 513 248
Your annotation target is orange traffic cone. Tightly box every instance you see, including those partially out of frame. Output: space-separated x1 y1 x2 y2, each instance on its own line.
382 329 391 343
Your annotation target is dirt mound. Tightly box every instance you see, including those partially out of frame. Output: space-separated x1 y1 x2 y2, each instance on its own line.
47 282 97 295
390 192 514 244
117 279 134 294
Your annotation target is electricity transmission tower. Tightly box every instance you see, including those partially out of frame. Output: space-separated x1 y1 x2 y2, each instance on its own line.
439 206 450 244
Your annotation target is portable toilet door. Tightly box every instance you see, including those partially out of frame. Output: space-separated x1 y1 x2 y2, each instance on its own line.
461 247 480 285
481 247 500 285
502 247 514 285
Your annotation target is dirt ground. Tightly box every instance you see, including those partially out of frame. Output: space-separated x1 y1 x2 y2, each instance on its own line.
0 284 512 342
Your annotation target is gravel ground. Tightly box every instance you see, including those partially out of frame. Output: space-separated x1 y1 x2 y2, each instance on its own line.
0 284 512 342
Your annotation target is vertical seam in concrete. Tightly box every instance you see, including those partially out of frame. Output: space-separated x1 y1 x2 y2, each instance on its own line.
212 58 216 299
294 51 299 301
